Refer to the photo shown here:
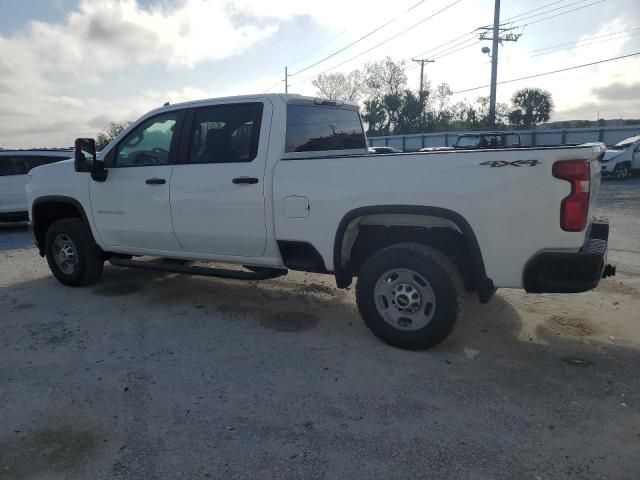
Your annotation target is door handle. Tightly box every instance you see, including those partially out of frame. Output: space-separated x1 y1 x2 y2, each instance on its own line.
232 177 259 185
145 178 166 185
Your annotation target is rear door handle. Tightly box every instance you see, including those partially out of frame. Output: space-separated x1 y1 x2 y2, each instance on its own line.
145 178 166 185
232 177 259 185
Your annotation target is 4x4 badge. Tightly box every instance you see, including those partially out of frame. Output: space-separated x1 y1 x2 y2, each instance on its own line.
479 159 539 167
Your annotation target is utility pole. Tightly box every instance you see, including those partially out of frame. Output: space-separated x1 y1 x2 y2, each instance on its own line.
412 58 434 100
479 0 521 127
488 0 500 127
284 66 290 94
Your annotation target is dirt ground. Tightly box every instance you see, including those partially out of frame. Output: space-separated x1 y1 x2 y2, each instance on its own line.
0 178 639 479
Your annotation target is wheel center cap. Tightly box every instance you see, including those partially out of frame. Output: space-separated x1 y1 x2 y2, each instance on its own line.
397 295 410 307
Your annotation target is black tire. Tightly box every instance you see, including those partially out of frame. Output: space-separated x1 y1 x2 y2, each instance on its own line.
614 163 630 180
45 218 104 286
356 242 464 350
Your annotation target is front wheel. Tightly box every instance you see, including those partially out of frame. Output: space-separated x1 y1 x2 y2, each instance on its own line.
614 163 630 180
356 243 464 350
45 218 104 286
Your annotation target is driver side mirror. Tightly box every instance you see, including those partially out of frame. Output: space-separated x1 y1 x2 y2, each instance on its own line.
74 138 107 181
74 138 96 172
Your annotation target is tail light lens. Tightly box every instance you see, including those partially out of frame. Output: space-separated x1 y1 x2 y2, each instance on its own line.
553 160 590 232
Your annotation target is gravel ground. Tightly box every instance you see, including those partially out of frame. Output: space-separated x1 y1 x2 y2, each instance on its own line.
0 179 639 480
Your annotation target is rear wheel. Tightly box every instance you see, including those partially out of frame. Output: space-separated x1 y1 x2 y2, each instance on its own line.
45 218 104 286
356 242 464 350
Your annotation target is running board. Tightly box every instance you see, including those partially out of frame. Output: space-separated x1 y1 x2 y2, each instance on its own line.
108 257 287 280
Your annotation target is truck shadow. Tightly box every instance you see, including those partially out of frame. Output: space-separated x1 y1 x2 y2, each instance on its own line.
3 265 638 360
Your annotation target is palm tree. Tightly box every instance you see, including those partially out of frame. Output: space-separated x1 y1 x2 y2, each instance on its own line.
508 88 554 129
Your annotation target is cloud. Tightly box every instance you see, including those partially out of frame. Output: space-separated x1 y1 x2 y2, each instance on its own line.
25 0 279 71
592 81 640 102
0 0 287 147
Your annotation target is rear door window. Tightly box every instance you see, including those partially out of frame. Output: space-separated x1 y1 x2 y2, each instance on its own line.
285 105 366 153
188 103 263 164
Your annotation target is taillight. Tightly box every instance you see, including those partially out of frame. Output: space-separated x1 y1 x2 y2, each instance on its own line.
553 160 590 232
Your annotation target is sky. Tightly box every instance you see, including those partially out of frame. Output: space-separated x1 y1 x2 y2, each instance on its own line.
0 0 639 148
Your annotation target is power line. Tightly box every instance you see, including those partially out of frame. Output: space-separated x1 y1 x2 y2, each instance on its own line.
451 51 640 95
514 0 605 28
531 31 640 57
411 30 478 59
508 0 596 24
529 27 640 54
290 0 430 76
502 0 575 22
262 79 281 93
406 37 479 70
288 30 348 68
300 0 463 81
411 0 594 62
429 35 479 59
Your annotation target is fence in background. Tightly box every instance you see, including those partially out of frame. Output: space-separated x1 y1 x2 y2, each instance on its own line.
368 124 640 151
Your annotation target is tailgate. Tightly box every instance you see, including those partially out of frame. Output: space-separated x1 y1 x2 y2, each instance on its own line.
588 143 605 219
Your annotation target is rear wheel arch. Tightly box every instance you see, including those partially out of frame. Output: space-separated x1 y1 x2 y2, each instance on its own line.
31 196 92 256
333 205 494 302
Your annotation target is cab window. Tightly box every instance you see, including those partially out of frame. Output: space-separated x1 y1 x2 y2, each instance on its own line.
188 103 263 164
285 105 366 153
116 113 180 167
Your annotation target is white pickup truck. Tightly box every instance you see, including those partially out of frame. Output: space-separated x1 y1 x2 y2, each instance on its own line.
25 94 615 350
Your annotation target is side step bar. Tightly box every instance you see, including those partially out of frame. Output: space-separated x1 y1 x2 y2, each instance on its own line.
108 257 287 281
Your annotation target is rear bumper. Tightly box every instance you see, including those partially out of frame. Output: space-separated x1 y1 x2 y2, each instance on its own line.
524 219 615 293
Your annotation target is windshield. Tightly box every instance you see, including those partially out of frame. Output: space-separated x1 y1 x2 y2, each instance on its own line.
611 135 640 151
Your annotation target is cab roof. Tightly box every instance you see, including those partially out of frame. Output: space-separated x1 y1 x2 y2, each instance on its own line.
152 93 360 114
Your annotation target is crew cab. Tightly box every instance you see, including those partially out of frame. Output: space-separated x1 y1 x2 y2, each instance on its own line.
600 134 640 180
25 94 614 350
0 149 73 222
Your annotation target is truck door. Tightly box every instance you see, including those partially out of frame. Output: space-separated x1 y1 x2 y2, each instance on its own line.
89 111 184 251
169 101 270 256
0 156 28 214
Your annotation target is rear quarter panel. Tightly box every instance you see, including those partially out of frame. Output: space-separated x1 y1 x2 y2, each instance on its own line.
273 145 604 288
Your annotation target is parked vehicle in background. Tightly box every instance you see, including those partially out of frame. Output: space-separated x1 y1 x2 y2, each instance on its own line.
26 94 614 350
419 131 521 152
0 150 73 222
454 132 521 149
368 146 403 154
600 135 640 180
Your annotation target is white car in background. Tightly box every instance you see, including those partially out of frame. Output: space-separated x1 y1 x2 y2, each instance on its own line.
600 135 640 180
0 150 73 222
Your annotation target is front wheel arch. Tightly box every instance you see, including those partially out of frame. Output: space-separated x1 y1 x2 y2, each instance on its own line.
32 196 92 256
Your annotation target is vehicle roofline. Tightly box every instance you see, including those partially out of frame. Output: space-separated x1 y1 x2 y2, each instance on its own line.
144 93 360 116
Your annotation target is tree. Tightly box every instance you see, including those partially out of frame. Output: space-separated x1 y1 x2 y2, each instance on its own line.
363 57 407 99
312 71 363 101
396 90 431 134
359 58 408 134
96 121 132 150
508 88 553 129
362 98 386 136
